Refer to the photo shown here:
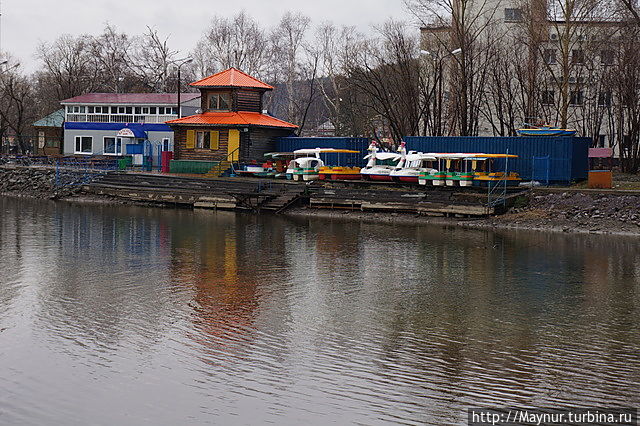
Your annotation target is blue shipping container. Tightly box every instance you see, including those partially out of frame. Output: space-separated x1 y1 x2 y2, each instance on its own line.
403 136 590 184
276 137 371 167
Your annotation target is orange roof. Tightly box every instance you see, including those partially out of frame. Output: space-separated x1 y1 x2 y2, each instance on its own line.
166 111 298 129
190 68 274 90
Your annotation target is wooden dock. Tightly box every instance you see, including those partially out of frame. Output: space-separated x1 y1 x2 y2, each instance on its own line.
84 172 525 217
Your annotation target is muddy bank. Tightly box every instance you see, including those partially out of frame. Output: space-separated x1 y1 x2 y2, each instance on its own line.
284 190 640 236
480 191 640 235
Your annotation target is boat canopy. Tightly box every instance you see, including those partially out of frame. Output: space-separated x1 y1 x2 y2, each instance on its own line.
363 152 402 161
405 153 437 162
264 152 295 159
293 148 360 155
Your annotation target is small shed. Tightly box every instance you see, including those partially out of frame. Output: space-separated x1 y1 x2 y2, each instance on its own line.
167 68 297 173
404 136 590 184
33 109 65 156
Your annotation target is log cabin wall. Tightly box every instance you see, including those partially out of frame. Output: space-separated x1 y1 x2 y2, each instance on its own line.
235 90 262 112
198 89 263 113
246 128 295 160
174 127 230 161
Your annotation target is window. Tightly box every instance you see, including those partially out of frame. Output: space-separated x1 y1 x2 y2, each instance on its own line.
208 93 230 111
162 138 171 152
88 106 94 114
569 90 584 105
135 107 141 114
541 90 555 105
111 106 118 114
104 137 123 155
543 49 557 65
150 107 157 114
125 107 132 114
142 107 150 114
504 8 523 22
158 107 165 115
598 92 612 107
598 135 606 148
196 131 210 149
172 107 179 115
571 49 585 64
74 136 92 154
38 131 45 148
601 50 614 65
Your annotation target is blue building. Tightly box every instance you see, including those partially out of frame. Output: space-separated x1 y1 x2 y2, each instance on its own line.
61 93 201 164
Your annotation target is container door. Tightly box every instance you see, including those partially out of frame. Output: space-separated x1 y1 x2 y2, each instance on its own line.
228 129 240 161
532 156 550 185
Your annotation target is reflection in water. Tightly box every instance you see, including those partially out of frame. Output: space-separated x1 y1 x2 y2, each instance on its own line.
0 197 638 425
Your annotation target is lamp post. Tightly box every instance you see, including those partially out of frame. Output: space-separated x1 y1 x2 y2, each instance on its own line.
176 58 193 118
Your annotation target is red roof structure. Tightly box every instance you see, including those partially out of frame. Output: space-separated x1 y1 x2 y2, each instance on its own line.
191 68 274 90
61 93 201 104
166 111 297 129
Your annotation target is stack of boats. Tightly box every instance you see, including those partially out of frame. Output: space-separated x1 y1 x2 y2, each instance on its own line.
237 142 521 187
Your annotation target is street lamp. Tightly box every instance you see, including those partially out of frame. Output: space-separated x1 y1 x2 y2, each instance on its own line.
176 58 193 118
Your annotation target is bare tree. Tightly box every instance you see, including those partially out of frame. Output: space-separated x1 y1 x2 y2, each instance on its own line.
191 11 272 79
270 12 313 126
610 22 640 172
406 0 502 135
313 23 367 135
36 34 100 102
0 61 39 153
345 20 422 144
91 23 132 93
131 26 180 92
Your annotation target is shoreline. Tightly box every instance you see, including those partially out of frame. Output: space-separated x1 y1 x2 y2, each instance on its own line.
282 207 640 237
1 165 639 237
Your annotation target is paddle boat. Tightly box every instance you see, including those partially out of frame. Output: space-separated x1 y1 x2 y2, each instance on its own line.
263 152 295 179
517 124 576 137
286 149 325 181
360 141 402 181
389 150 438 183
317 149 362 181
471 154 521 187
418 154 448 186
435 153 479 187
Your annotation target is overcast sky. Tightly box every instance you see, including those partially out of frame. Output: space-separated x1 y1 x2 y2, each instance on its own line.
3 0 414 73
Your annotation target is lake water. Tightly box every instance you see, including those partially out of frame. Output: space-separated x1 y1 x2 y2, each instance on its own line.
0 196 638 425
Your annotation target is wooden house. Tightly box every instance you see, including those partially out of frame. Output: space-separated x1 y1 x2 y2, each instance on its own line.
167 68 297 168
33 109 65 156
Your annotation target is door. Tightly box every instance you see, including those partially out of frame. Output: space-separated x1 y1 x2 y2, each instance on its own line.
228 129 240 161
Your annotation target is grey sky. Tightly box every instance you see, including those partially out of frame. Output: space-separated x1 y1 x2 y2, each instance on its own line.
3 0 413 73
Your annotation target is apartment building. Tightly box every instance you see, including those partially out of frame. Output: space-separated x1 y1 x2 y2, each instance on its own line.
420 0 629 152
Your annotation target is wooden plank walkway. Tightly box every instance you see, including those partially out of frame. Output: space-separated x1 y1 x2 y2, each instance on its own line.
84 171 524 216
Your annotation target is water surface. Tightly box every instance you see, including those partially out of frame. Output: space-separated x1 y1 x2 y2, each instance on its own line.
0 197 638 425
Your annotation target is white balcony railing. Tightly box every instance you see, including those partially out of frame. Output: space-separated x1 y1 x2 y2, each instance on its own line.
66 114 177 124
